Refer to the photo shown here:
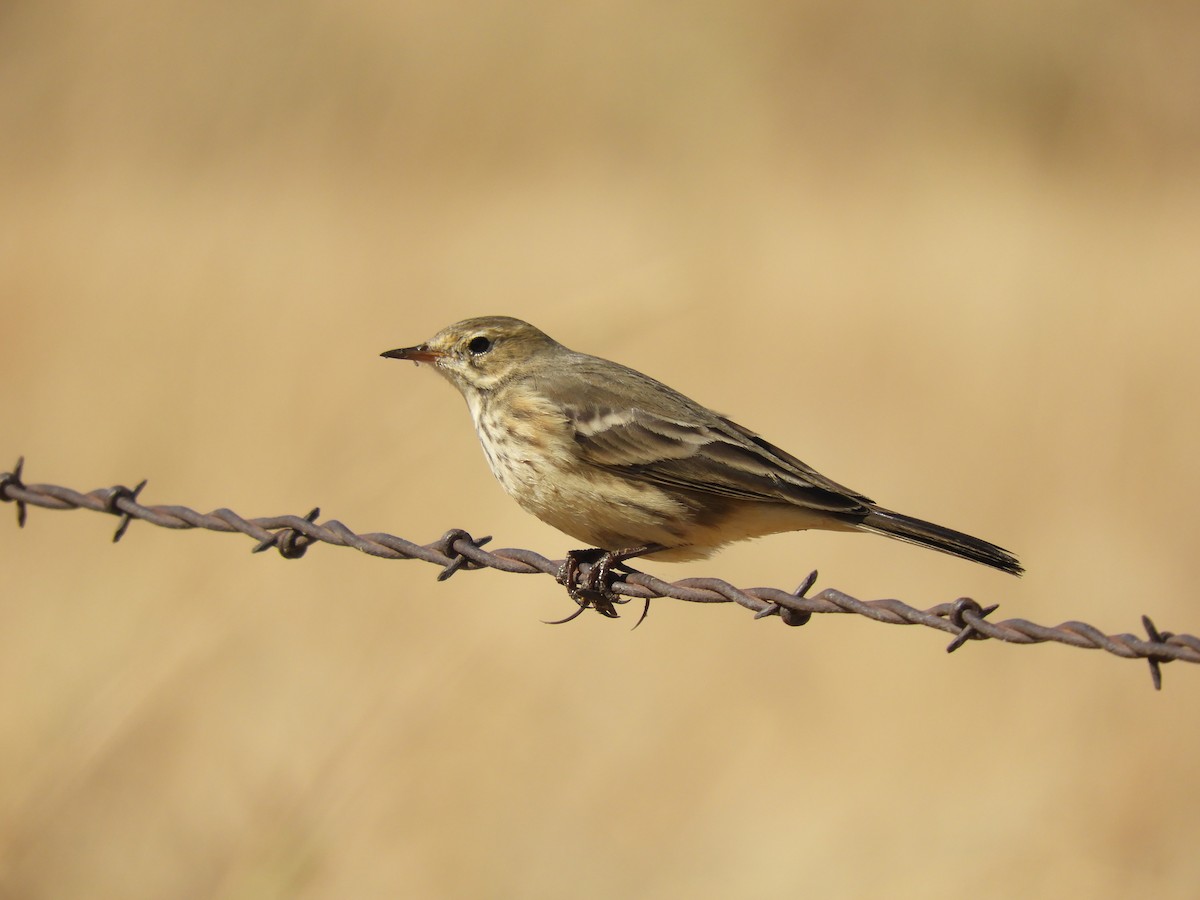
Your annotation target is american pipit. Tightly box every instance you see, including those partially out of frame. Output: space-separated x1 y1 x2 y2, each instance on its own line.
383 317 1021 615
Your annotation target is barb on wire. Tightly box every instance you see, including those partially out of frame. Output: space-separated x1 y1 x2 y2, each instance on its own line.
3 456 1198 690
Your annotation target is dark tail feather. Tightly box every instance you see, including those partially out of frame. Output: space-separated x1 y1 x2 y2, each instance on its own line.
859 508 1023 576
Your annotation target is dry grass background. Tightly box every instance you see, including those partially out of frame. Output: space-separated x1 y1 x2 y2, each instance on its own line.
2 1 1199 897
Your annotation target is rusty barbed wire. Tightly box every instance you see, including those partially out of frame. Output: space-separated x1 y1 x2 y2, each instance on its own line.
3 456 1197 689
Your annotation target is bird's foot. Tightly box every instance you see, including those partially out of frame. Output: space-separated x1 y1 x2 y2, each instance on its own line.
550 545 662 623
554 548 623 619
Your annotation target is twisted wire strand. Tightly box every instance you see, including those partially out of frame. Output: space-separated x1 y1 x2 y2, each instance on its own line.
3 457 1196 689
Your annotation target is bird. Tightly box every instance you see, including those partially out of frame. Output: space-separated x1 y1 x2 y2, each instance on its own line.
382 316 1021 616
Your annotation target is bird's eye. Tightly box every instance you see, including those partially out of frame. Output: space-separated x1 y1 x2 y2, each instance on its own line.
467 335 493 355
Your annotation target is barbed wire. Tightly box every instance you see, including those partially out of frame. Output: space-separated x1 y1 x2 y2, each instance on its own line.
3 456 1197 689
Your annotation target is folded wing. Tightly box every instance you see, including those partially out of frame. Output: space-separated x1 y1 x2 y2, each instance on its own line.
567 403 873 517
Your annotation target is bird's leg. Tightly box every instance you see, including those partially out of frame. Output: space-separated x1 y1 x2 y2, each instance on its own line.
555 544 662 620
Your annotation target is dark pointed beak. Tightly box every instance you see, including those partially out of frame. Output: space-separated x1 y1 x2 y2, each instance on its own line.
381 344 444 364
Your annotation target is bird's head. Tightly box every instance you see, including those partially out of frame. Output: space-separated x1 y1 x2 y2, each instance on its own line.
382 316 560 397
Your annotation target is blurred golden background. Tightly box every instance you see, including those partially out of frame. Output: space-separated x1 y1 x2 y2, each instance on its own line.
2 1 1199 897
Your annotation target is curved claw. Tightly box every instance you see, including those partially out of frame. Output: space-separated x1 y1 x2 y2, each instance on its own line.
541 604 590 626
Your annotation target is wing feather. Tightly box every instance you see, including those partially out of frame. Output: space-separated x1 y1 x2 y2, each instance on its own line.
538 357 871 516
